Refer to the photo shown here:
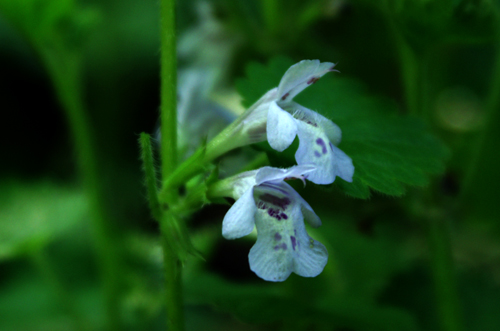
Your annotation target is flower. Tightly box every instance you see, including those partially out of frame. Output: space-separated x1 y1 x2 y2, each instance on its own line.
266 60 354 185
216 164 328 282
203 59 354 185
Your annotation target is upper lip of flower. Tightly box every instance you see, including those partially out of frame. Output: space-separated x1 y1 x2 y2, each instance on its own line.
277 60 338 102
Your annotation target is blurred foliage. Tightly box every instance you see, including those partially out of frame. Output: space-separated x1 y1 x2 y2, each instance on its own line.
0 180 87 260
1 0 500 331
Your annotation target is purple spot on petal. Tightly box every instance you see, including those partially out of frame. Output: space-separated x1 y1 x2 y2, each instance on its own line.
304 120 318 127
329 142 334 151
316 138 327 154
314 151 321 157
259 193 291 210
274 243 287 251
291 236 297 251
275 232 282 241
267 208 285 221
280 213 288 220
281 92 289 100
307 77 319 85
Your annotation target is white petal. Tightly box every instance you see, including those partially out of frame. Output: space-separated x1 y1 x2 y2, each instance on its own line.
248 202 301 282
248 202 327 281
291 219 328 278
295 121 337 184
234 88 278 146
255 164 316 185
267 102 297 152
289 102 342 145
222 188 257 239
277 60 336 102
248 214 294 281
330 144 355 183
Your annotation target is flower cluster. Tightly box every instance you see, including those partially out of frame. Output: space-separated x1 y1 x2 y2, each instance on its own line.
215 60 354 281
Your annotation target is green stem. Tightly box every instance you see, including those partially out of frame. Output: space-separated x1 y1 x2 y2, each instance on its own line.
461 42 500 196
158 91 267 201
158 114 244 202
140 133 162 221
159 0 185 330
160 0 178 181
417 57 463 331
161 213 184 331
427 215 463 331
40 48 122 331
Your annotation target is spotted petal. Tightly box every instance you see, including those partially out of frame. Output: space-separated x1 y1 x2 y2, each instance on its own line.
248 202 327 282
222 188 257 239
289 102 342 145
295 121 337 184
267 101 297 152
277 60 336 101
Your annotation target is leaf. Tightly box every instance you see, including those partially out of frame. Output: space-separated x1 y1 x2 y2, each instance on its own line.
237 57 448 198
317 217 412 300
367 0 498 48
0 181 88 260
184 272 418 331
0 0 98 48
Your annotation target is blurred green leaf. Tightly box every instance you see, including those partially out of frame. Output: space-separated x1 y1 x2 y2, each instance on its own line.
319 217 412 300
237 57 448 198
461 271 500 331
184 272 418 331
0 267 105 331
0 181 88 260
380 0 499 48
0 0 98 49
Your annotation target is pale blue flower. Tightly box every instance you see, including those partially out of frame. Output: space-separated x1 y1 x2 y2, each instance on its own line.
220 165 328 282
267 60 354 185
201 60 355 181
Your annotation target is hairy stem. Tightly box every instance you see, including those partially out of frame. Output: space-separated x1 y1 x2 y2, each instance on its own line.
140 133 162 221
159 0 185 330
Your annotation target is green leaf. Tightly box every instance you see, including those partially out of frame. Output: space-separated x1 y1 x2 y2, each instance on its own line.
380 0 498 48
0 0 98 48
0 181 88 260
237 57 448 198
185 272 418 331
